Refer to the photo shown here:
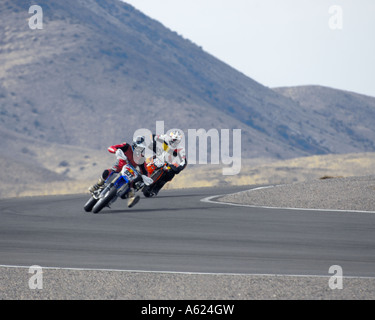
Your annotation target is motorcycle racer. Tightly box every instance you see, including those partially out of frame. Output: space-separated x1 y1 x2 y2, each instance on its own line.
88 136 148 208
143 130 187 196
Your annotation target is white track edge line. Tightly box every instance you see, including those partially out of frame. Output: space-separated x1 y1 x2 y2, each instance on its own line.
201 185 375 214
1 264 374 279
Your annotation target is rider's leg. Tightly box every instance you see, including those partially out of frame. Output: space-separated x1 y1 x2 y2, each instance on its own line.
126 177 143 207
88 169 111 193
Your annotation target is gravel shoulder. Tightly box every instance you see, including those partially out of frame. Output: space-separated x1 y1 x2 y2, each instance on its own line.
218 175 375 212
1 266 375 300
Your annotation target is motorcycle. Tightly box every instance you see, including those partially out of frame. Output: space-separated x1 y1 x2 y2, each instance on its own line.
142 157 179 198
84 151 153 214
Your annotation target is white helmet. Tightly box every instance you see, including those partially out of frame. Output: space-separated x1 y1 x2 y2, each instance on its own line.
168 130 182 149
132 136 146 156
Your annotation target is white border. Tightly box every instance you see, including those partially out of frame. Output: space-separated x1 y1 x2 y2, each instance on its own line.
201 185 375 214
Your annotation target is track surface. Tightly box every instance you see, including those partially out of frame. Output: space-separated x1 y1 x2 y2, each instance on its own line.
1 186 375 277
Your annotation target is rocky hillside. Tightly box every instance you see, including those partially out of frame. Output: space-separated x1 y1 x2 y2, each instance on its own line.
1 0 375 198
3 0 374 160
274 85 375 154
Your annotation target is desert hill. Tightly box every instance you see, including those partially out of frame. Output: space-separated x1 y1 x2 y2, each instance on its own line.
1 0 375 198
3 0 374 159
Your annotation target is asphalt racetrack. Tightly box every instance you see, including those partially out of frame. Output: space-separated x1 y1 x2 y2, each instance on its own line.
1 186 375 278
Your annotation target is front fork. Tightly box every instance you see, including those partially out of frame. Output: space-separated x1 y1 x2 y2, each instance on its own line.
94 173 120 200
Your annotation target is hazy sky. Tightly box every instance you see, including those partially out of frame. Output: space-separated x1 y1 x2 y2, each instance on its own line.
123 0 375 97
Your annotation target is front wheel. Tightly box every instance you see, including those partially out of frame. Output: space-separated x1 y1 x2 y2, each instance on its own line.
92 187 117 214
84 196 98 212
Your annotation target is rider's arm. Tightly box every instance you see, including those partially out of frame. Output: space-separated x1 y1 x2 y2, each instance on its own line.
179 156 187 170
168 148 187 173
175 159 187 174
108 143 130 153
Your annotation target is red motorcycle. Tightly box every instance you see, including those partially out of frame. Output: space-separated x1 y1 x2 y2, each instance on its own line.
142 157 179 197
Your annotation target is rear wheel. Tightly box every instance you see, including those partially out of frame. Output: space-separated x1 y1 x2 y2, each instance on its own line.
92 187 117 214
84 196 98 212
142 187 153 198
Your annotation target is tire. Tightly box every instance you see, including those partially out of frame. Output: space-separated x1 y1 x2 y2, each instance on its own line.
142 188 153 198
84 196 98 212
92 187 117 214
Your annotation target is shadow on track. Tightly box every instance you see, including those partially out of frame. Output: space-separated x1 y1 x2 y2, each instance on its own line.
86 205 225 215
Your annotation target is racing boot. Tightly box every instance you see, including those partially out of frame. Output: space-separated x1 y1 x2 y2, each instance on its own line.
127 188 140 208
88 177 105 194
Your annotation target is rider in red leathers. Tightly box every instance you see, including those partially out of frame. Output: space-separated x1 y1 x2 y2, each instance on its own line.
89 136 148 208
